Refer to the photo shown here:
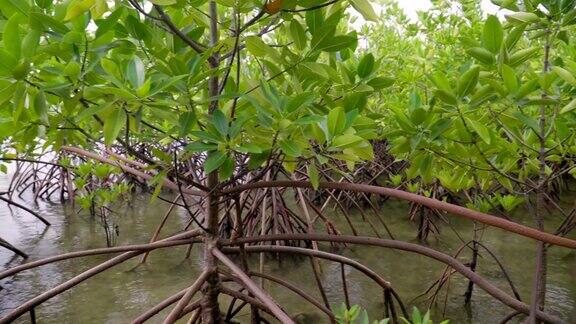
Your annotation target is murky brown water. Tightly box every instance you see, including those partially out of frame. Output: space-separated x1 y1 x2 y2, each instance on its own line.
1 169 575 323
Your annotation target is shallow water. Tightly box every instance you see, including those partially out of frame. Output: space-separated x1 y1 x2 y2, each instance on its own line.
0 169 575 323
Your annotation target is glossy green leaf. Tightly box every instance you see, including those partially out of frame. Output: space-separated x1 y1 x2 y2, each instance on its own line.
331 134 364 148
204 151 227 174
552 66 576 86
307 163 320 190
357 53 375 78
467 118 491 144
501 64 518 93
34 91 49 125
289 20 307 50
4 14 21 60
350 0 378 22
150 0 176 5
212 109 228 136
456 65 480 97
327 107 346 138
314 34 356 52
64 0 95 21
22 30 41 58
104 109 126 146
467 47 495 65
246 36 272 57
219 156 234 180
435 89 458 105
560 97 576 114
483 15 503 54
126 56 145 89
506 12 540 24
367 76 394 89
279 139 301 157
508 47 539 67
179 111 196 137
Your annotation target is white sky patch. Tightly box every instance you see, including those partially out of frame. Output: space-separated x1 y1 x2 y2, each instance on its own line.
398 0 508 20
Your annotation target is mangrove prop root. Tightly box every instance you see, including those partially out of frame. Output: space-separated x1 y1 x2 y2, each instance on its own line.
223 234 562 324
222 181 576 249
0 237 28 259
212 247 294 323
0 196 50 226
0 230 201 323
163 270 211 324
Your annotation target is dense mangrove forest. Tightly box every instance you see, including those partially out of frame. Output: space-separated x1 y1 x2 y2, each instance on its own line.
0 0 575 323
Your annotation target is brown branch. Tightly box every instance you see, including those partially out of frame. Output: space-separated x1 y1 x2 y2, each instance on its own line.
0 230 201 323
248 271 335 320
163 270 211 323
61 146 205 197
0 237 28 259
0 196 50 226
211 247 295 323
221 180 576 249
153 6 208 56
223 234 561 324
0 235 201 280
131 289 191 324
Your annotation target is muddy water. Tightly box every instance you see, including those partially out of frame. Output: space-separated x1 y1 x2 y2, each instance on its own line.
0 169 575 323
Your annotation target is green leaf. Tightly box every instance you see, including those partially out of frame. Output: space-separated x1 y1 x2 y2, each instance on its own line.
331 134 364 148
467 118 491 144
279 139 301 157
456 65 480 97
483 15 503 54
34 91 49 125
512 111 540 134
350 0 378 22
506 12 540 24
219 156 234 180
1 0 30 15
560 97 576 114
22 30 40 58
104 109 126 146
301 62 330 79
357 53 375 78
315 34 356 52
76 101 115 121
150 0 176 5
552 66 576 86
505 24 526 50
178 111 196 137
501 64 518 93
307 163 320 190
186 142 218 152
429 118 452 139
212 109 228 136
508 47 539 67
467 47 495 65
246 36 271 57
4 14 22 60
430 72 452 91
327 107 346 138
64 0 96 21
434 89 458 105
367 76 394 89
289 20 307 50
412 307 422 324
204 151 226 174
126 56 145 89
515 78 539 100
305 8 323 35
30 12 70 34
237 143 263 154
